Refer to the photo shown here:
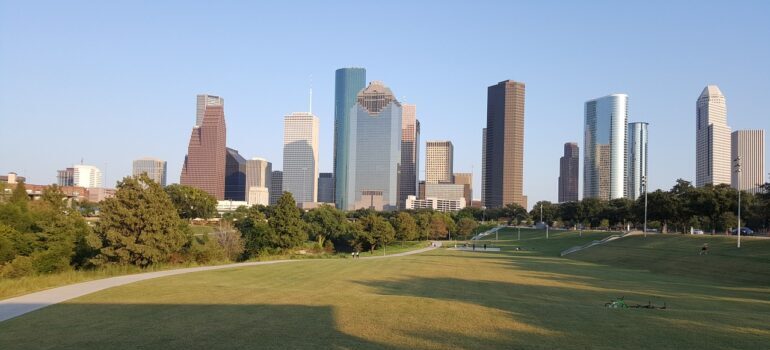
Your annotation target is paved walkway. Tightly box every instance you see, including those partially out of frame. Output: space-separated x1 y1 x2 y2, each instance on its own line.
0 242 441 323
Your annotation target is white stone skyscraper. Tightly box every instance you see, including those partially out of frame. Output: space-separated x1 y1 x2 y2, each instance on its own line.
626 122 648 200
73 164 103 188
584 94 628 200
731 130 765 194
696 85 731 187
283 112 319 204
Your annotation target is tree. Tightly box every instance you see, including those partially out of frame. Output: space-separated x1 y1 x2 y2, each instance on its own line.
9 181 28 211
391 212 418 241
557 201 582 228
234 209 278 257
164 184 217 220
358 214 395 253
529 201 557 225
414 211 432 240
429 212 449 239
504 204 529 225
304 204 347 248
213 221 245 261
455 217 479 239
269 192 307 249
93 175 188 266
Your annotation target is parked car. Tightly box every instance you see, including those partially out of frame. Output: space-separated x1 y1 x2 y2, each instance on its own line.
730 227 755 236
692 229 704 235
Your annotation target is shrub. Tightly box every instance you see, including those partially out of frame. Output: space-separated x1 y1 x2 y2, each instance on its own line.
1 256 34 278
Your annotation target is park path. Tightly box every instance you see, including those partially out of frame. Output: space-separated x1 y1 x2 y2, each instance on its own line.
0 242 441 323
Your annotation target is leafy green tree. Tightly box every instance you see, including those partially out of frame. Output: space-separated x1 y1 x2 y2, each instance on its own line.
391 212 418 241
580 198 608 228
164 184 218 220
9 180 28 211
234 209 277 257
93 175 188 267
557 201 582 228
358 214 395 253
304 204 347 248
455 217 479 239
529 201 558 225
269 192 307 249
414 211 432 240
429 212 449 239
504 203 529 225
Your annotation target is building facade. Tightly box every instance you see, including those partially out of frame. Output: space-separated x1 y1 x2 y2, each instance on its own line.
132 158 167 186
483 80 526 208
558 142 579 203
283 112 319 204
342 81 402 211
584 94 628 200
196 94 224 127
452 172 473 207
317 172 335 203
426 140 453 184
245 158 271 206
405 195 466 213
269 170 283 206
181 95 227 200
696 85 732 187
225 148 247 201
399 103 420 209
57 167 75 187
481 128 486 206
334 68 367 209
731 130 765 194
424 183 465 202
73 164 103 188
627 122 649 200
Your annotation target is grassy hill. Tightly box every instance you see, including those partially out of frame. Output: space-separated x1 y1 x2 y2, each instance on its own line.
1 228 768 349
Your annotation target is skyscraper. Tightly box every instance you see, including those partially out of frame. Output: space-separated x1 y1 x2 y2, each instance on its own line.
225 148 247 201
196 94 224 127
73 164 103 188
426 141 453 184
731 130 765 194
481 128 486 206
399 103 420 209
269 170 283 206
558 142 579 203
483 80 526 209
696 85 731 187
342 81 402 211
584 94 628 200
57 167 74 187
283 112 319 204
132 158 167 186
181 95 227 200
452 172 473 207
245 158 272 206
334 68 367 209
627 122 649 200
317 172 335 203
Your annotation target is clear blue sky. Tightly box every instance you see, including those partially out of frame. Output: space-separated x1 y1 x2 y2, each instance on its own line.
1 1 769 207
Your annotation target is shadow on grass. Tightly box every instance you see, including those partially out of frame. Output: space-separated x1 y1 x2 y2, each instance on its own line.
0 303 398 350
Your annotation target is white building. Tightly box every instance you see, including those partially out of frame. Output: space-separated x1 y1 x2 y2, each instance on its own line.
247 187 270 206
73 164 103 188
626 122 649 200
217 200 248 214
584 94 628 200
245 157 272 206
405 195 465 212
283 112 319 204
426 140 453 184
731 130 765 194
696 85 731 187
132 157 167 186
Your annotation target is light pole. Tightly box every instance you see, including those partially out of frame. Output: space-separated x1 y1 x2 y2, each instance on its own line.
642 175 648 238
734 156 742 248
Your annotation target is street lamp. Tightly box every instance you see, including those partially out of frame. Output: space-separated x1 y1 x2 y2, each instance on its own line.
734 156 742 248
642 175 648 238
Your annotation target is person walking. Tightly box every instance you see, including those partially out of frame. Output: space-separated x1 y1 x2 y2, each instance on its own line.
483 244 487 250
699 243 709 255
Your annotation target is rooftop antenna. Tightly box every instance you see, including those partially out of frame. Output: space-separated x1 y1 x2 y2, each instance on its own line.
309 74 313 114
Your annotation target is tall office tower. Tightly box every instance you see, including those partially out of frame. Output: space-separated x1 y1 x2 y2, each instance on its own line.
73 164 103 188
334 68 367 209
196 94 224 127
399 103 420 209
696 85 732 187
269 170 283 206
57 167 75 187
452 172 473 207
584 94 628 200
483 80 526 208
481 128 486 206
244 158 272 206
626 122 649 200
181 96 227 200
283 112 319 204
558 142 579 203
317 172 335 203
132 158 167 187
731 130 765 194
224 148 247 201
342 81 402 211
426 141 454 184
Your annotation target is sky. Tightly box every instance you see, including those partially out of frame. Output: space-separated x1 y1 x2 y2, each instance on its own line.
1 0 769 208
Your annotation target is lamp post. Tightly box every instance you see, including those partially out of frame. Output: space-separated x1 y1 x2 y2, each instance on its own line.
642 175 648 238
734 156 742 248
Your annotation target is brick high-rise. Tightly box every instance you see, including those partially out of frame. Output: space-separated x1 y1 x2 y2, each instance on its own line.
181 95 227 200
558 142 579 202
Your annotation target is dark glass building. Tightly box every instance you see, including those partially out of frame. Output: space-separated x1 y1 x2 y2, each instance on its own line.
225 147 246 201
558 142 579 203
334 68 366 209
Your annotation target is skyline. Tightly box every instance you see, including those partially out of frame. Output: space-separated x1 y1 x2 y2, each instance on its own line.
2 1 769 208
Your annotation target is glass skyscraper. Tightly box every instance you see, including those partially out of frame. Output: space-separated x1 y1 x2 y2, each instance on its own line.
333 68 366 209
626 122 648 200
583 94 628 200
132 158 167 187
342 81 402 211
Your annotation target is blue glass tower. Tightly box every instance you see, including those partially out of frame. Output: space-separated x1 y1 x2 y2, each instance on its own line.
334 67 366 209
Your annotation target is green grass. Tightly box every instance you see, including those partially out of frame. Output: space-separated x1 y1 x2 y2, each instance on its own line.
1 228 769 349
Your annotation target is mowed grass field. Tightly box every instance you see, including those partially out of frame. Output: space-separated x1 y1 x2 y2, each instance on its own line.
1 228 769 349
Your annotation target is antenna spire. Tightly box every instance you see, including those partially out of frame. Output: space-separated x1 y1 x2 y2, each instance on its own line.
309 75 313 114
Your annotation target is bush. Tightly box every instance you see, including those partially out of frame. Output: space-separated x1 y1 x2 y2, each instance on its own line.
1 256 34 278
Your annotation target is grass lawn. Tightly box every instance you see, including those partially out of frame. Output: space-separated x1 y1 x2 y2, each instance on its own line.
1 228 769 349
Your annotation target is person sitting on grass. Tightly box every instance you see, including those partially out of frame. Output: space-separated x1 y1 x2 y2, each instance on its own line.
699 243 709 255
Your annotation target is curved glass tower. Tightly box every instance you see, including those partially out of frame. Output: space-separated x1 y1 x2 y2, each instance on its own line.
583 94 628 200
333 68 366 209
627 122 648 200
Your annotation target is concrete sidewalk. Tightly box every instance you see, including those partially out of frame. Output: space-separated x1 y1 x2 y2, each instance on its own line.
0 242 440 323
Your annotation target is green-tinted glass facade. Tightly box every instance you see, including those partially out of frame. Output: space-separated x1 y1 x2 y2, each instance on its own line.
334 67 366 209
